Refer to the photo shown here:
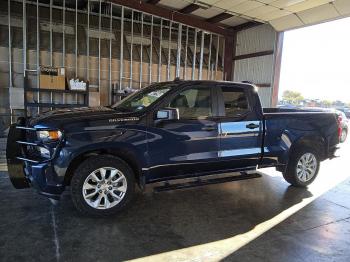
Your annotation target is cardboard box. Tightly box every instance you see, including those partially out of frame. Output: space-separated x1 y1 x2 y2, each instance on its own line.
39 66 66 90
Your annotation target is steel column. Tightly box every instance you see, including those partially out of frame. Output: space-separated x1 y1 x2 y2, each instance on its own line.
191 29 197 80
176 24 182 78
49 0 53 66
158 18 162 82
183 26 188 80
207 34 212 80
271 32 284 107
63 0 66 67
36 0 39 113
62 0 66 104
223 34 234 81
214 35 219 80
98 0 101 98
8 0 12 89
198 31 204 80
119 6 124 90
149 15 153 83
49 0 53 109
86 0 89 80
109 3 113 105
167 20 172 81
129 10 134 88
75 0 78 77
23 0 26 77
139 13 143 88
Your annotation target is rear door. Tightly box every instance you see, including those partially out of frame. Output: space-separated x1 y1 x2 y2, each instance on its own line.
146 85 220 181
217 85 263 170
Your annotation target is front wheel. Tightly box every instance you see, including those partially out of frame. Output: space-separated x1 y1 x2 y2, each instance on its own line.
71 155 135 217
282 147 320 187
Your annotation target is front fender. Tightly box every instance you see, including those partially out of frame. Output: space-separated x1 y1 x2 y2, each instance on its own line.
52 128 148 181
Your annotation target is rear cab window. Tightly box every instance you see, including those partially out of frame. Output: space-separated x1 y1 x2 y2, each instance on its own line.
220 86 250 118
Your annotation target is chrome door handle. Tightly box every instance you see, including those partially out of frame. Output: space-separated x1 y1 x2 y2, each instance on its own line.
202 125 216 131
246 123 259 129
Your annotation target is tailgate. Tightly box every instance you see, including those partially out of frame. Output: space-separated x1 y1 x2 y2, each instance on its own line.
6 124 30 189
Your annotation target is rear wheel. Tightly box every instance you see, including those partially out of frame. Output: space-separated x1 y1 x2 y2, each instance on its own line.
71 155 135 217
283 147 320 187
340 129 347 143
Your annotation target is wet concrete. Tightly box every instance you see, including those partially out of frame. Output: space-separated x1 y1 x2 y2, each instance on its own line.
0 142 350 262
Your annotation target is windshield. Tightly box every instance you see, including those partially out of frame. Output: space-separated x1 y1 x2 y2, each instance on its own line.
111 83 174 113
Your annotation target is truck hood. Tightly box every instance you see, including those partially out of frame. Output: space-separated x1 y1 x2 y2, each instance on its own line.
28 106 138 128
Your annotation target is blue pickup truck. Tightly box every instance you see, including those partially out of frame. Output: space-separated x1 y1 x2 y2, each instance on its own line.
6 80 340 216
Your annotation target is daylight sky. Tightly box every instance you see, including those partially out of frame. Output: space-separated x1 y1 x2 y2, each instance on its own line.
279 16 350 103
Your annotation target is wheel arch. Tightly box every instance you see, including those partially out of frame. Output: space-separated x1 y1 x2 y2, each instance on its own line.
64 146 144 187
289 135 327 161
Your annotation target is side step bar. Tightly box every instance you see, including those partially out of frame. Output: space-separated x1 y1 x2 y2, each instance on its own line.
153 172 261 192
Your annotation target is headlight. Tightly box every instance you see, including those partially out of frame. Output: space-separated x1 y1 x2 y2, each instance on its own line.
37 130 62 142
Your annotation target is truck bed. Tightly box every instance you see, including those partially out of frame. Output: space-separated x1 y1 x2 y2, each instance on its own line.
263 107 328 114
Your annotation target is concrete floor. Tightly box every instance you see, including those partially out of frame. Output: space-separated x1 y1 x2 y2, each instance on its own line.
0 141 350 262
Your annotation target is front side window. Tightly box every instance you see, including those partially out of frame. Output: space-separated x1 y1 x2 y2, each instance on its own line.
168 87 212 119
221 87 249 117
112 84 173 113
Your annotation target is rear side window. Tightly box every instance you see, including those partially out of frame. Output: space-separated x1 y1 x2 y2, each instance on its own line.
221 87 249 117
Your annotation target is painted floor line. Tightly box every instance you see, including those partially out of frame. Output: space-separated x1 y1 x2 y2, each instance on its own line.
50 205 60 262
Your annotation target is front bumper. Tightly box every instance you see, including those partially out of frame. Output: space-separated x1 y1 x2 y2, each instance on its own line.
6 122 65 199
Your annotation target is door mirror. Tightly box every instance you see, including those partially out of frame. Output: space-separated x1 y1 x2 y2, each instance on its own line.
156 108 179 120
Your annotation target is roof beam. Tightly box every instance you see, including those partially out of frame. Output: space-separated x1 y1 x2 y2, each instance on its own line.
109 0 231 36
146 0 161 4
233 50 274 61
229 21 263 32
179 4 201 14
206 13 233 24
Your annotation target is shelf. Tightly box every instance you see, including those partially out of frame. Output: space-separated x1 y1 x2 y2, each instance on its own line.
25 87 88 94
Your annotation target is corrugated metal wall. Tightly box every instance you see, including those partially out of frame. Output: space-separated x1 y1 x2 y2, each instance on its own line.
233 24 277 107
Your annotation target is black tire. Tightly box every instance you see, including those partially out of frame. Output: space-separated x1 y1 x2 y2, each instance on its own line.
340 129 347 143
71 155 135 217
282 146 320 187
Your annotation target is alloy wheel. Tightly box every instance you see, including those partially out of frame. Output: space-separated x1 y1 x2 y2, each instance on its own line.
82 167 127 209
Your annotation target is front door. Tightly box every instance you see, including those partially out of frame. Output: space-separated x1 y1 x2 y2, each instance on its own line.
146 85 220 181
217 85 263 170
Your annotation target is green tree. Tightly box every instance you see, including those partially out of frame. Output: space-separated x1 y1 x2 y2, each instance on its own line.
322 100 333 108
282 90 304 105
